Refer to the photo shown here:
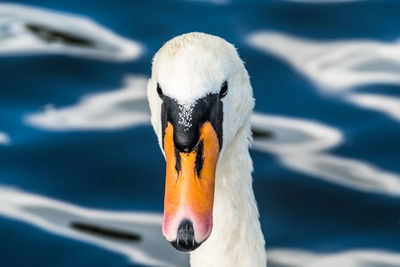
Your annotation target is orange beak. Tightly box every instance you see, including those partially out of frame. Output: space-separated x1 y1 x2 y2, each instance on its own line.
162 121 219 251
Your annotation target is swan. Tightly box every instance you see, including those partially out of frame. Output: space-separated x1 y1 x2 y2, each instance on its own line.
147 32 266 267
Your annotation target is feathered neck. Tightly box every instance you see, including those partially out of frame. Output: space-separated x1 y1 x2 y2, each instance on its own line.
189 120 267 267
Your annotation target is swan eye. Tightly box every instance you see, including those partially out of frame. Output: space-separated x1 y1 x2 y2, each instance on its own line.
157 83 164 99
219 81 228 98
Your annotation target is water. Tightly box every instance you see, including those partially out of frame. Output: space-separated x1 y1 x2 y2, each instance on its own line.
0 1 400 266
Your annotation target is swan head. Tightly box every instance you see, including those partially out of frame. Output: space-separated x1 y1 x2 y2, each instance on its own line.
147 32 254 252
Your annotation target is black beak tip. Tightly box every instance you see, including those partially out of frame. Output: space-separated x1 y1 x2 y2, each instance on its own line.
170 219 201 252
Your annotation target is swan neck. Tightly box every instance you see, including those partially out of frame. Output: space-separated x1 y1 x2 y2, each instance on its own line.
189 121 267 267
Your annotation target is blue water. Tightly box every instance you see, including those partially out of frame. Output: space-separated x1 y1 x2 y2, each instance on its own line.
1 1 400 266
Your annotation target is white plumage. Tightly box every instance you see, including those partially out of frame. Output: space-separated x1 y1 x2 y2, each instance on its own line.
147 32 267 267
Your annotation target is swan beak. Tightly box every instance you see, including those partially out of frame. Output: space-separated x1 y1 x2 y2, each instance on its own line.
162 121 219 252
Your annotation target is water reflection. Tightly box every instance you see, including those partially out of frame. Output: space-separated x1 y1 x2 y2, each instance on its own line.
25 76 150 131
251 113 400 195
0 132 10 145
346 93 400 122
25 73 400 196
247 31 400 90
0 4 142 61
283 0 362 2
2 182 399 267
247 31 400 124
0 186 188 266
268 248 400 267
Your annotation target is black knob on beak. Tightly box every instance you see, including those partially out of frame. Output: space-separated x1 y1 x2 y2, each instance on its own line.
174 129 200 153
171 219 200 252
161 94 223 154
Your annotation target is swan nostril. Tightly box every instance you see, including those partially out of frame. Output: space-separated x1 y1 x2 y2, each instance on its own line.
170 219 200 252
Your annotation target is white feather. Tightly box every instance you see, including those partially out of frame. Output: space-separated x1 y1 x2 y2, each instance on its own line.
147 32 267 267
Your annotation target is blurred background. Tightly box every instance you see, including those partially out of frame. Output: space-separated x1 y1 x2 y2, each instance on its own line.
1 0 400 266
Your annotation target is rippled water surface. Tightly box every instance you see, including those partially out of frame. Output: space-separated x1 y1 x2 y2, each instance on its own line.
1 1 400 266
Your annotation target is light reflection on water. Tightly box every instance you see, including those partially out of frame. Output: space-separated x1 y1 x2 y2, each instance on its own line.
247 31 400 91
0 131 10 145
247 31 400 125
251 113 400 196
0 186 188 267
25 75 150 131
24 69 400 195
268 249 400 267
0 3 142 61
